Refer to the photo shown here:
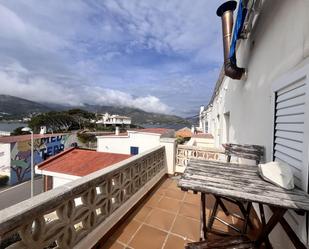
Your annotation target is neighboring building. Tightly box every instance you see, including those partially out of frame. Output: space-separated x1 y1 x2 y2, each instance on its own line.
96 113 131 126
199 106 211 134
35 148 131 190
204 0 309 247
97 128 175 155
186 133 214 148
0 131 10 137
97 128 176 174
176 127 193 138
0 133 80 185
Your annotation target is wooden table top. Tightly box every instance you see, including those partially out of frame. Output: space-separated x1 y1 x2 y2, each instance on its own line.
178 159 309 211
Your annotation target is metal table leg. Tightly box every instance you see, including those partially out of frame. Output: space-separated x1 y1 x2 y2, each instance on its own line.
200 193 207 240
255 208 286 247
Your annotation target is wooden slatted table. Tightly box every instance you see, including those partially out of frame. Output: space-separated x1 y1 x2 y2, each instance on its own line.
178 158 309 249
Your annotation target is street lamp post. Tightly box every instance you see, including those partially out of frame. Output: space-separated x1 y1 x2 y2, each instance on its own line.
22 127 34 197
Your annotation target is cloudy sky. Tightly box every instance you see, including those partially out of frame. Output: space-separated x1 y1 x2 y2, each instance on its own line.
0 0 225 117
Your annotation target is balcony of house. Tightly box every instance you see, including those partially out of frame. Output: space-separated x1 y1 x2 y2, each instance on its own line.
0 142 266 249
96 177 261 249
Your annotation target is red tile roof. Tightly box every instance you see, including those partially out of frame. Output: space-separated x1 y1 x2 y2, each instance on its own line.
176 127 193 138
37 148 131 177
192 133 213 139
0 133 66 143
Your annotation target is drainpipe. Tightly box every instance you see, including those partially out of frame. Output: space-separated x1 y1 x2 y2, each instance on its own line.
217 1 245 80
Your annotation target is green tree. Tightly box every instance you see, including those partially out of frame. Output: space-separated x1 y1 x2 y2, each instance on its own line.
28 112 77 132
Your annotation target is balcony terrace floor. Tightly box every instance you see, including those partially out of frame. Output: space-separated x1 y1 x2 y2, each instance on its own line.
96 176 261 249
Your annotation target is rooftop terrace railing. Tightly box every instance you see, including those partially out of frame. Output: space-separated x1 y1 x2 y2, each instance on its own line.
0 146 166 249
176 145 224 172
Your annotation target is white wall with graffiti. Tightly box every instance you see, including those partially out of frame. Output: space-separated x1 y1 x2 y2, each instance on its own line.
0 134 80 185
0 143 10 176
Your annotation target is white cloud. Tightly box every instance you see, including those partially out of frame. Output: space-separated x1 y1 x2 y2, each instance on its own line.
0 0 226 116
0 63 171 114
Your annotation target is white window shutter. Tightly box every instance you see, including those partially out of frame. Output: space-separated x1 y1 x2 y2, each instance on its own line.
272 65 309 244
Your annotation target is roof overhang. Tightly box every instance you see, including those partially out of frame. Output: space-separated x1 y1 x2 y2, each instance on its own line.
35 166 81 180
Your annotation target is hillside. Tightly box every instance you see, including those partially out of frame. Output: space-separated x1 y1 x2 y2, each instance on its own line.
0 95 191 126
0 95 51 118
81 104 191 126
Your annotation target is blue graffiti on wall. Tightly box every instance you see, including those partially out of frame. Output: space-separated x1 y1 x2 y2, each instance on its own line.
10 135 70 185
39 136 65 160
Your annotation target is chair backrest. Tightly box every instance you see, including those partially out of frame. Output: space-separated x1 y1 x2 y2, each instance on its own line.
223 143 264 165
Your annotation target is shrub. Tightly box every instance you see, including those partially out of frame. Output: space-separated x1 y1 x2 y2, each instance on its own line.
77 133 96 144
0 175 9 186
176 136 191 145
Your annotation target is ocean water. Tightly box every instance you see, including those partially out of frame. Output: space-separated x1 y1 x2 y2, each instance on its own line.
0 122 27 132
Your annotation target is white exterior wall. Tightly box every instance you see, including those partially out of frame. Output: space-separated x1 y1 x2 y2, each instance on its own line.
0 143 10 175
53 176 75 189
97 132 161 155
206 1 309 248
159 138 176 174
187 137 215 148
97 136 131 154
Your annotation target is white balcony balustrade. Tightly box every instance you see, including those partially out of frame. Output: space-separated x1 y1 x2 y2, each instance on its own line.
176 145 224 172
0 146 166 249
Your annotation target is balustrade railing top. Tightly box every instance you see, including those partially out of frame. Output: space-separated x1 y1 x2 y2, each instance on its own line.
176 145 224 172
0 146 166 249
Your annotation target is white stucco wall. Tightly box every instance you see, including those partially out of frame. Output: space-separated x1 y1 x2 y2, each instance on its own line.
53 176 75 189
187 137 215 148
97 132 162 155
0 143 10 175
206 1 309 248
159 138 176 174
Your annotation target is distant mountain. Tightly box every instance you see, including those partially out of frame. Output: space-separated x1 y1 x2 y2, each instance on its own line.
81 104 191 126
0 95 191 127
0 95 51 117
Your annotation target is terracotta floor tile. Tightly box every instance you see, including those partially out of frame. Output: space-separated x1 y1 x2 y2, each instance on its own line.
167 180 179 190
205 194 216 210
128 224 167 249
160 178 173 189
215 210 234 223
112 219 141 244
183 192 200 206
157 197 181 214
221 200 242 216
156 187 166 196
132 206 152 222
165 188 185 200
163 234 190 249
95 178 262 249
144 193 162 208
179 202 200 220
145 208 176 231
99 239 125 249
171 216 200 241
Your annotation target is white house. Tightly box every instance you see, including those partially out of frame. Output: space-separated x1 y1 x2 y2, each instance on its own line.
96 113 131 126
204 0 309 248
35 147 131 190
186 133 214 148
97 128 176 174
97 128 175 155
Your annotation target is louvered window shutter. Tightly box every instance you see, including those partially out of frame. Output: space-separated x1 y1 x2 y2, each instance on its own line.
272 65 309 243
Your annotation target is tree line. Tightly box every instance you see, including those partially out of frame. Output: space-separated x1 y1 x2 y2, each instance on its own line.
27 109 95 133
